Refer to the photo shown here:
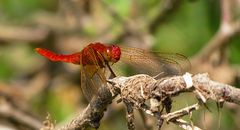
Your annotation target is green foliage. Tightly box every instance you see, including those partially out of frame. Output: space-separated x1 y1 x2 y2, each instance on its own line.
44 91 75 121
153 0 217 56
229 37 240 63
104 0 131 18
0 55 13 80
0 0 57 21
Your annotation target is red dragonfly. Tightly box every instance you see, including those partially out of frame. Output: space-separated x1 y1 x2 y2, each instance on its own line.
35 42 190 101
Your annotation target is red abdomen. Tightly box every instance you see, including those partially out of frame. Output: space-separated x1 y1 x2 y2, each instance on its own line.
35 48 81 64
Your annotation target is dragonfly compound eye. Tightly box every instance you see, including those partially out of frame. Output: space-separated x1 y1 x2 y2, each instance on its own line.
110 45 121 63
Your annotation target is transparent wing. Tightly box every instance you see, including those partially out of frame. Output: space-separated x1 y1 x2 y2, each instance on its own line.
81 65 108 101
119 46 191 77
80 47 111 102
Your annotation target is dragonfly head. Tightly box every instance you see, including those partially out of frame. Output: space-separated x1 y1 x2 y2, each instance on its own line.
106 45 121 63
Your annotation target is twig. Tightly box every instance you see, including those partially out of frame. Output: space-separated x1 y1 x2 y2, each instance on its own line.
173 119 202 130
162 103 200 122
162 103 201 130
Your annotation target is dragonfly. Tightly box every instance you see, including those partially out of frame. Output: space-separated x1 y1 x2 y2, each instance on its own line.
35 42 190 101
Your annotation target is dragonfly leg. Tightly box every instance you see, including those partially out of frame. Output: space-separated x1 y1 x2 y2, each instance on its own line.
162 97 172 113
106 62 117 77
153 72 164 79
96 51 117 78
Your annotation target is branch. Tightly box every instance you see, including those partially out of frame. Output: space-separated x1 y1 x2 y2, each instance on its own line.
162 103 200 122
108 73 240 129
55 87 114 130
162 103 202 130
173 119 202 130
0 97 42 129
45 73 240 130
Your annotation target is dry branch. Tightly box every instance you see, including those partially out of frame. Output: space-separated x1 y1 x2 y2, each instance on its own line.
45 73 240 130
0 97 42 130
55 87 114 130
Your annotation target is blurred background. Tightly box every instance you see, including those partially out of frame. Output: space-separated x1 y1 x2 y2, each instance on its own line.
0 0 240 130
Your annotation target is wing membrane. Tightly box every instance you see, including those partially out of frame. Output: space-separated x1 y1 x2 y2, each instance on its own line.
80 65 97 101
80 47 111 102
120 46 191 77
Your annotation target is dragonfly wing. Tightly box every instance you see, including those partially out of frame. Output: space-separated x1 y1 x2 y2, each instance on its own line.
81 65 110 101
156 52 191 75
120 46 191 77
80 47 111 102
80 64 96 101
